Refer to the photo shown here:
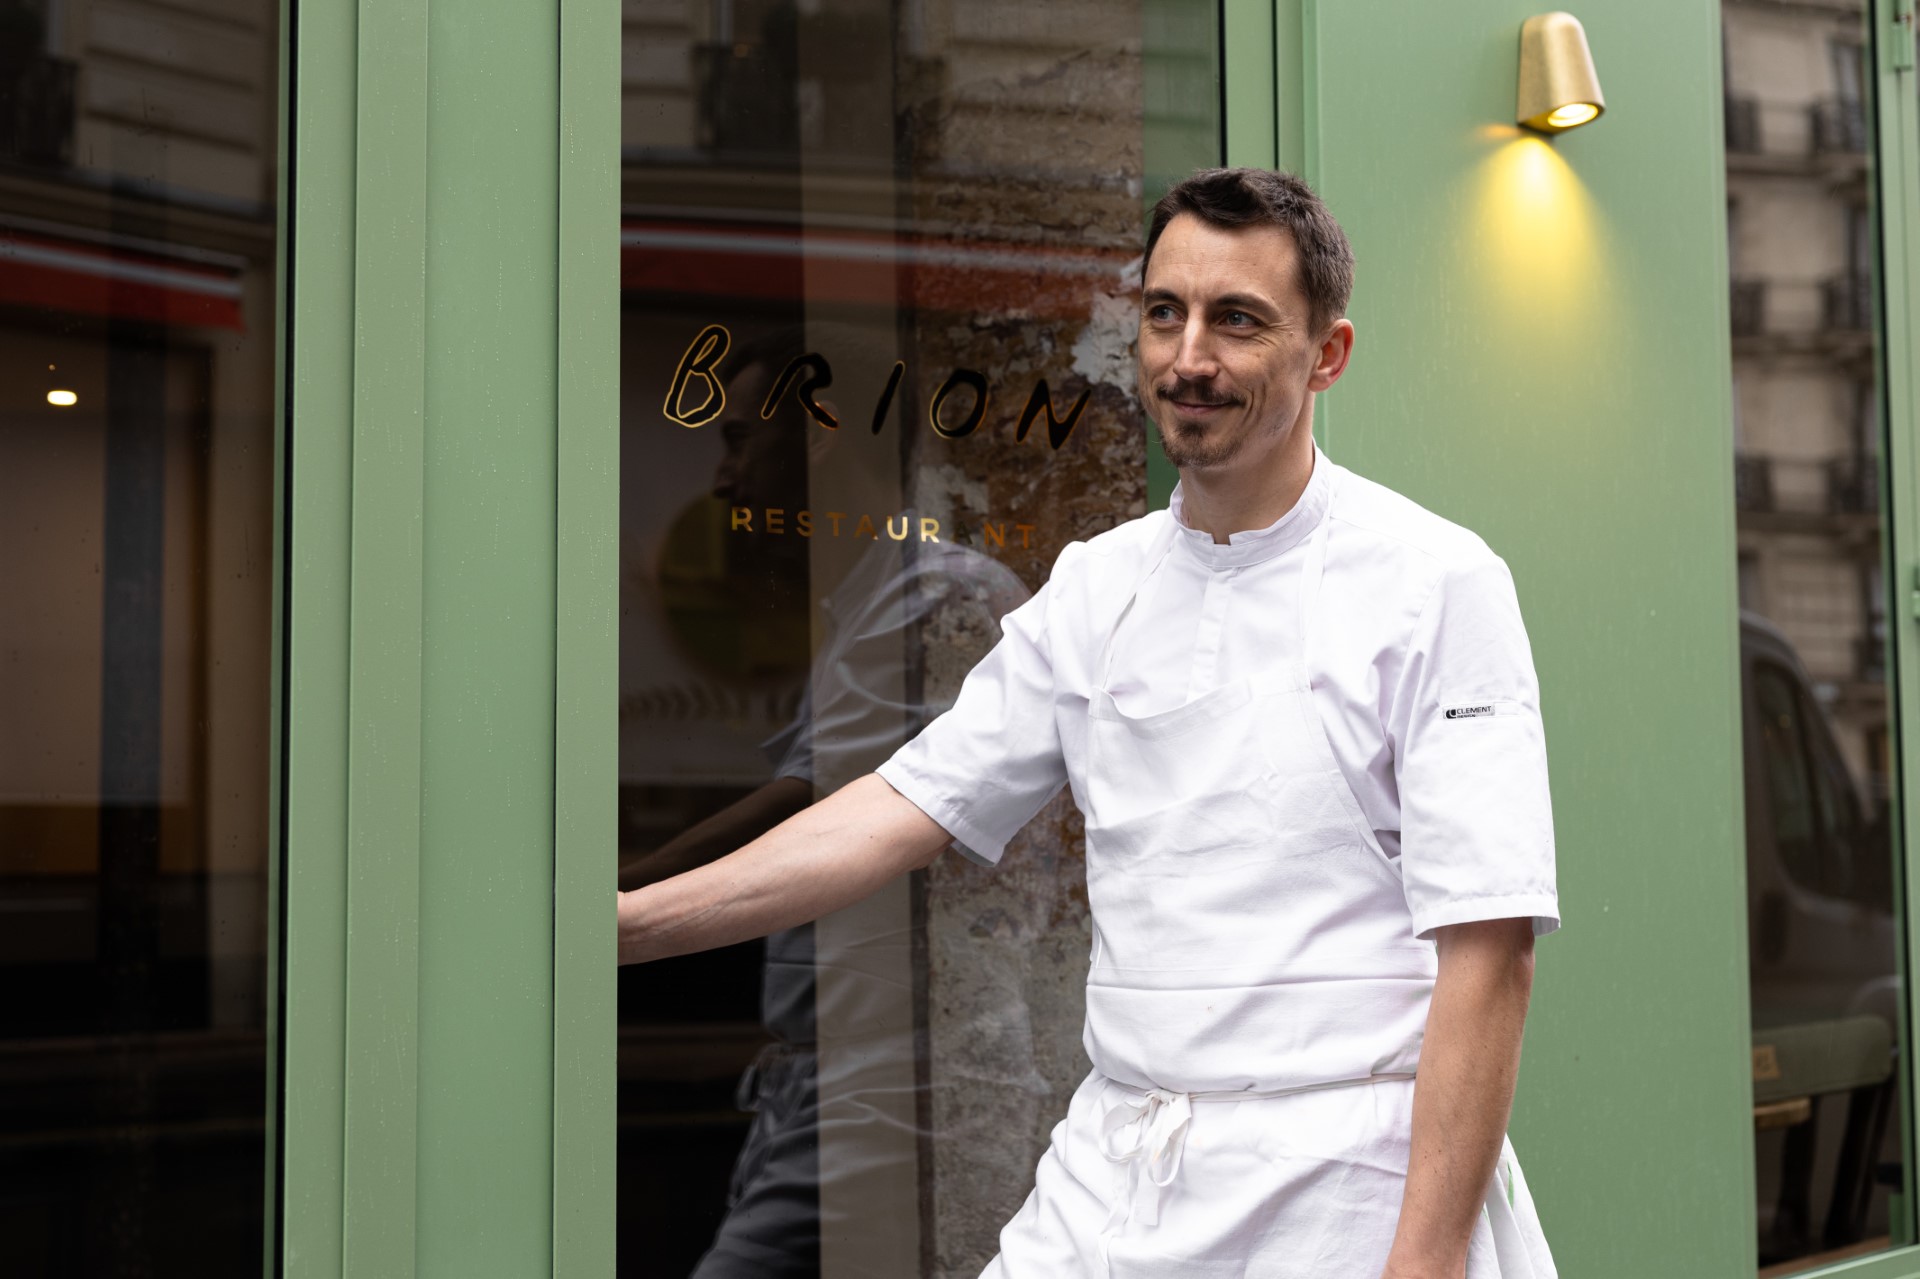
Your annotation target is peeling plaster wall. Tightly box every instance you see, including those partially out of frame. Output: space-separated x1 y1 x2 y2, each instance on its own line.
895 4 1152 1269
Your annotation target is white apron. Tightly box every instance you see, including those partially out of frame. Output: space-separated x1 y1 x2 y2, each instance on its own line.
982 500 1556 1278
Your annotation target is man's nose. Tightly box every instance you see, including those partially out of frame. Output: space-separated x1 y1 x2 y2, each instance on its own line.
1171 317 1219 382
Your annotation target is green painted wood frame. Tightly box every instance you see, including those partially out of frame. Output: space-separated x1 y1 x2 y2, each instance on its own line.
274 0 618 1272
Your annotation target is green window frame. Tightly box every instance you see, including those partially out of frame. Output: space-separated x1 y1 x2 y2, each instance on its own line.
274 0 617 1271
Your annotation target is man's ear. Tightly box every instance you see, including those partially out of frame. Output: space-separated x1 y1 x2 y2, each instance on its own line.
1309 318 1356 393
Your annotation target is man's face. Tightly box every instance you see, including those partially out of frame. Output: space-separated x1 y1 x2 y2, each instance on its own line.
1135 214 1344 472
710 361 806 510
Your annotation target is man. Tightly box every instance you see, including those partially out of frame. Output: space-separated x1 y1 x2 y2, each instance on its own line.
620 168 1559 1278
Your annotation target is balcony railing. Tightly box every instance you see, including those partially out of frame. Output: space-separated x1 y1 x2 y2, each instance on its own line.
1809 97 1869 156
1735 452 1880 518
1726 95 1763 154
1730 279 1767 338
1735 453 1776 513
692 43 797 158
689 38 903 166
1827 453 1880 516
0 54 75 169
1856 632 1887 685
1822 272 1875 333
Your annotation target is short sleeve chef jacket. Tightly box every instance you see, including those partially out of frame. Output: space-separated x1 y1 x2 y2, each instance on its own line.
876 447 1559 940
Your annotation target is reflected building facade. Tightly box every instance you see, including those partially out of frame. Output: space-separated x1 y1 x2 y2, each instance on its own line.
1722 0 1908 1270
0 0 280 1272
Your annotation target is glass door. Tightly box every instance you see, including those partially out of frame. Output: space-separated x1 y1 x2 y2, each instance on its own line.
616 1 1220 1272
1722 0 1914 1271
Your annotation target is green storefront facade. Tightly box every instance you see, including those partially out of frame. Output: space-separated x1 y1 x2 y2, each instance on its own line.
8 0 1920 1274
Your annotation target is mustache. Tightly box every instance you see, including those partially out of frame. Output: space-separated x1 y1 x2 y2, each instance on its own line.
1154 378 1240 407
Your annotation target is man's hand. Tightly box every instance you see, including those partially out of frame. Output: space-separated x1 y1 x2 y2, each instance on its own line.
1378 916 1535 1279
617 772 952 965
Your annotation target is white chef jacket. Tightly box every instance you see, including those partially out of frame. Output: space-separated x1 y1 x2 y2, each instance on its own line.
877 446 1559 942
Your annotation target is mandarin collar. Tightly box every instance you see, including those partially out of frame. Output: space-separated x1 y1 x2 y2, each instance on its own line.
1167 447 1334 569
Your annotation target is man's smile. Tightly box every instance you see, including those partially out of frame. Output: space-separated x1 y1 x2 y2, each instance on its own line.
1158 383 1241 420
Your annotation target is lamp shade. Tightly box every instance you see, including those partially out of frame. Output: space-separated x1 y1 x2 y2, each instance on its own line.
1517 12 1605 132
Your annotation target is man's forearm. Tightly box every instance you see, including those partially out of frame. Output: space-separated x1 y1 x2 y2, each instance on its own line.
619 776 814 890
617 773 951 965
1382 918 1535 1279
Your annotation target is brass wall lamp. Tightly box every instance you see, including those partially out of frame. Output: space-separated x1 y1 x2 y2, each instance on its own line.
1517 12 1605 133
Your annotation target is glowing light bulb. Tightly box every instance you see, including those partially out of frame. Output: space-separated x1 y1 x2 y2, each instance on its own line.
1546 103 1599 130
46 389 78 407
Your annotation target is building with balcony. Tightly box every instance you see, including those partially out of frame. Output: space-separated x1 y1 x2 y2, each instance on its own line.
1723 0 1885 797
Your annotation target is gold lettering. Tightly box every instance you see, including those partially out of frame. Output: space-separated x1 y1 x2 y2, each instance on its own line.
929 368 991 438
760 353 839 430
871 360 906 435
730 507 1037 545
1015 378 1092 450
664 324 731 428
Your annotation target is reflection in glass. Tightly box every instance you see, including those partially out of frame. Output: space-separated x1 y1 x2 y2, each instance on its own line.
0 0 279 1271
1722 2 1907 1270
619 2 1217 1272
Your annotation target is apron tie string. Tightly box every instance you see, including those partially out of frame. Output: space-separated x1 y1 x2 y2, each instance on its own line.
1090 1073 1419 1274
1096 1087 1193 1272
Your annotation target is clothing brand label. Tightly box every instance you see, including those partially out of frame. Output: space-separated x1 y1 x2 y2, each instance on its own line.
1443 701 1518 720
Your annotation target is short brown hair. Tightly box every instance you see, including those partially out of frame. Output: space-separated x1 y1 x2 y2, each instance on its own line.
1144 168 1355 334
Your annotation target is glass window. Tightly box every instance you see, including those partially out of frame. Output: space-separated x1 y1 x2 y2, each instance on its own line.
0 0 279 1270
618 1 1218 1271
1723 0 1907 1269
1754 661 1821 892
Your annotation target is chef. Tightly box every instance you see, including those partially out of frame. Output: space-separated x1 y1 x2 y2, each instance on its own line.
619 166 1559 1279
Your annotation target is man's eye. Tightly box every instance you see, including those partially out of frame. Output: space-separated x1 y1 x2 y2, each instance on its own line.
1224 311 1254 327
1146 305 1177 322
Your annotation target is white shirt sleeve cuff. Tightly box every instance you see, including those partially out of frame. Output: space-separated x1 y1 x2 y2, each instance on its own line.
1407 892 1561 942
875 760 1007 867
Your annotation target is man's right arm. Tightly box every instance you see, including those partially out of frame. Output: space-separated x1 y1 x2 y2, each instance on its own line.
616 773 951 965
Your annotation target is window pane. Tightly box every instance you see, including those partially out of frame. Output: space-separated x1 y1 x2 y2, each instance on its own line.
1723 1 1908 1268
0 0 279 1270
618 1 1218 1271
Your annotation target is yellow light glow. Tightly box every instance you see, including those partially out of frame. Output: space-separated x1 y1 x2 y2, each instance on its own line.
1546 102 1599 130
1466 134 1614 337
46 389 77 407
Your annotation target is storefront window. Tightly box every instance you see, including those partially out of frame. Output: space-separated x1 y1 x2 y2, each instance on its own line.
1721 1 1908 1269
0 0 279 1271
618 1 1217 1270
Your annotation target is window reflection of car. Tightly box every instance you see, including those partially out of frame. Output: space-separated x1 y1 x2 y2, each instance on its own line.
1740 610 1897 1030
1741 611 1901 1262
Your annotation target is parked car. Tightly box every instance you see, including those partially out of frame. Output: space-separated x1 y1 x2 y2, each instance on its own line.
1739 611 1897 1030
